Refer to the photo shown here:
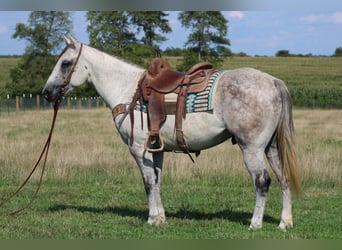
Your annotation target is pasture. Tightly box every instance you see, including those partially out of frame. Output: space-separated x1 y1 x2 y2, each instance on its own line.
0 108 341 239
1 56 342 108
170 56 342 108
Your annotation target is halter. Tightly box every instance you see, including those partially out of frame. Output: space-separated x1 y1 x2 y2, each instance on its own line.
60 43 83 94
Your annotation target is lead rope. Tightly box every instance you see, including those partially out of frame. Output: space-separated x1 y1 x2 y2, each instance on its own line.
0 99 61 216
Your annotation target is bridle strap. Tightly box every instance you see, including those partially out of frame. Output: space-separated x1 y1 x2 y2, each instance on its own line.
0 100 61 215
0 43 83 215
62 43 83 89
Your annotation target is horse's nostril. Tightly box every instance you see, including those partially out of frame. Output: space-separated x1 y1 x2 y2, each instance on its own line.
42 89 51 100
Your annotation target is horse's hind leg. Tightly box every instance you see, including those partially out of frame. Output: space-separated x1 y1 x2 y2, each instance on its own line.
266 139 293 231
241 147 271 230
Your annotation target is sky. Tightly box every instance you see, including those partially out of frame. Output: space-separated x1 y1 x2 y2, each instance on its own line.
0 10 341 56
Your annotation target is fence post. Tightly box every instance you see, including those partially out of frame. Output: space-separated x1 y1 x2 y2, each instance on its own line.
36 94 40 111
15 96 19 115
67 97 71 109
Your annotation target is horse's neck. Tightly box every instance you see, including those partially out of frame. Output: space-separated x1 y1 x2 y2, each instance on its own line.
84 46 145 108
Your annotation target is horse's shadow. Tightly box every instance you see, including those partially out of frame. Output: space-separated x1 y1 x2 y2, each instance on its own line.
48 204 278 226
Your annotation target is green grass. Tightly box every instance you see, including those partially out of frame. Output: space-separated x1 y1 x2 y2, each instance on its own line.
0 105 341 239
164 56 342 90
223 57 342 89
0 110 340 239
0 175 341 239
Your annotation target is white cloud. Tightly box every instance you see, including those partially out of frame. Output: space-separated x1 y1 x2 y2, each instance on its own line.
169 18 181 30
300 14 324 23
300 12 342 24
227 11 245 20
331 12 342 24
0 23 8 34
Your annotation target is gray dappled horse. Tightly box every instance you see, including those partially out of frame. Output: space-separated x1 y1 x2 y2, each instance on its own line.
42 36 301 231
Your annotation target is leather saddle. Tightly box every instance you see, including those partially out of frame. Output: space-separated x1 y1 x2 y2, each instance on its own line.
128 54 216 161
147 61 214 94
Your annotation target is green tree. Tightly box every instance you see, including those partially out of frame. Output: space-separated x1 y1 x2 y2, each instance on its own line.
129 11 172 48
163 47 185 56
276 50 291 57
7 11 73 97
178 11 231 71
120 44 157 67
13 11 73 55
7 54 57 96
333 47 342 57
87 11 136 54
86 11 171 67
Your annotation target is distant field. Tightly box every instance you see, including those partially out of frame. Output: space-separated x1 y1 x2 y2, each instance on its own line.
226 57 342 89
1 56 342 107
166 56 342 88
228 57 342 108
2 56 342 89
168 56 342 108
0 109 341 239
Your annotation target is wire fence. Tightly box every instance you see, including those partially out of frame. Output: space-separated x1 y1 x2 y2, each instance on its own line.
0 95 107 116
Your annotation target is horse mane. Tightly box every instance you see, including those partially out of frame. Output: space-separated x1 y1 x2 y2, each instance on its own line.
88 45 146 70
59 43 146 71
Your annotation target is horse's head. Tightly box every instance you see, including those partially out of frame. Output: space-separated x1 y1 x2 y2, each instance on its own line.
42 35 88 102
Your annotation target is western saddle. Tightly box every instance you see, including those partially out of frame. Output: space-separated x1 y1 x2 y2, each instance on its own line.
124 53 216 160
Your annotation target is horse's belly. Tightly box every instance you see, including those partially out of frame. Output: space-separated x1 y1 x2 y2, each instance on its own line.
161 112 230 151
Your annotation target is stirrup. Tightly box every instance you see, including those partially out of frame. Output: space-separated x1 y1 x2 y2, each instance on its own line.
145 132 164 153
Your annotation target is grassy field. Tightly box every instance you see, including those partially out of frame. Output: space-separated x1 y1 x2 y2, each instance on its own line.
1 56 342 107
0 109 341 239
166 56 342 89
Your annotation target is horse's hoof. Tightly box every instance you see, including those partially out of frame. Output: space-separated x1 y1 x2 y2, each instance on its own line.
248 223 262 230
249 216 263 231
147 214 166 225
278 220 293 232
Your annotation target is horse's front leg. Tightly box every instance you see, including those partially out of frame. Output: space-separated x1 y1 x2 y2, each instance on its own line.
129 143 165 225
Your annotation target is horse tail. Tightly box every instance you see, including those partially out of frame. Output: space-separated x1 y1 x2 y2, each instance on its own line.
274 79 302 195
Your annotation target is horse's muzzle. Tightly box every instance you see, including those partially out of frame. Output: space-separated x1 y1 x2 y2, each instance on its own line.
42 85 62 103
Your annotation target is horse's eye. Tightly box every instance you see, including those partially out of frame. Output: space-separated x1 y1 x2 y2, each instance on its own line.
61 60 72 69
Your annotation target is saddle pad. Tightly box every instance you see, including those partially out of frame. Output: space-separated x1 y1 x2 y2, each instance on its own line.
137 70 226 114
186 70 225 113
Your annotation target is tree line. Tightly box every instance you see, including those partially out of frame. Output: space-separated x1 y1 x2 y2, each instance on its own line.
275 48 342 57
2 11 231 98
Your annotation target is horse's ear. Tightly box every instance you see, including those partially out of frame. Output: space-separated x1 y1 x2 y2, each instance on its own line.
64 35 71 46
69 35 78 45
64 34 77 49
